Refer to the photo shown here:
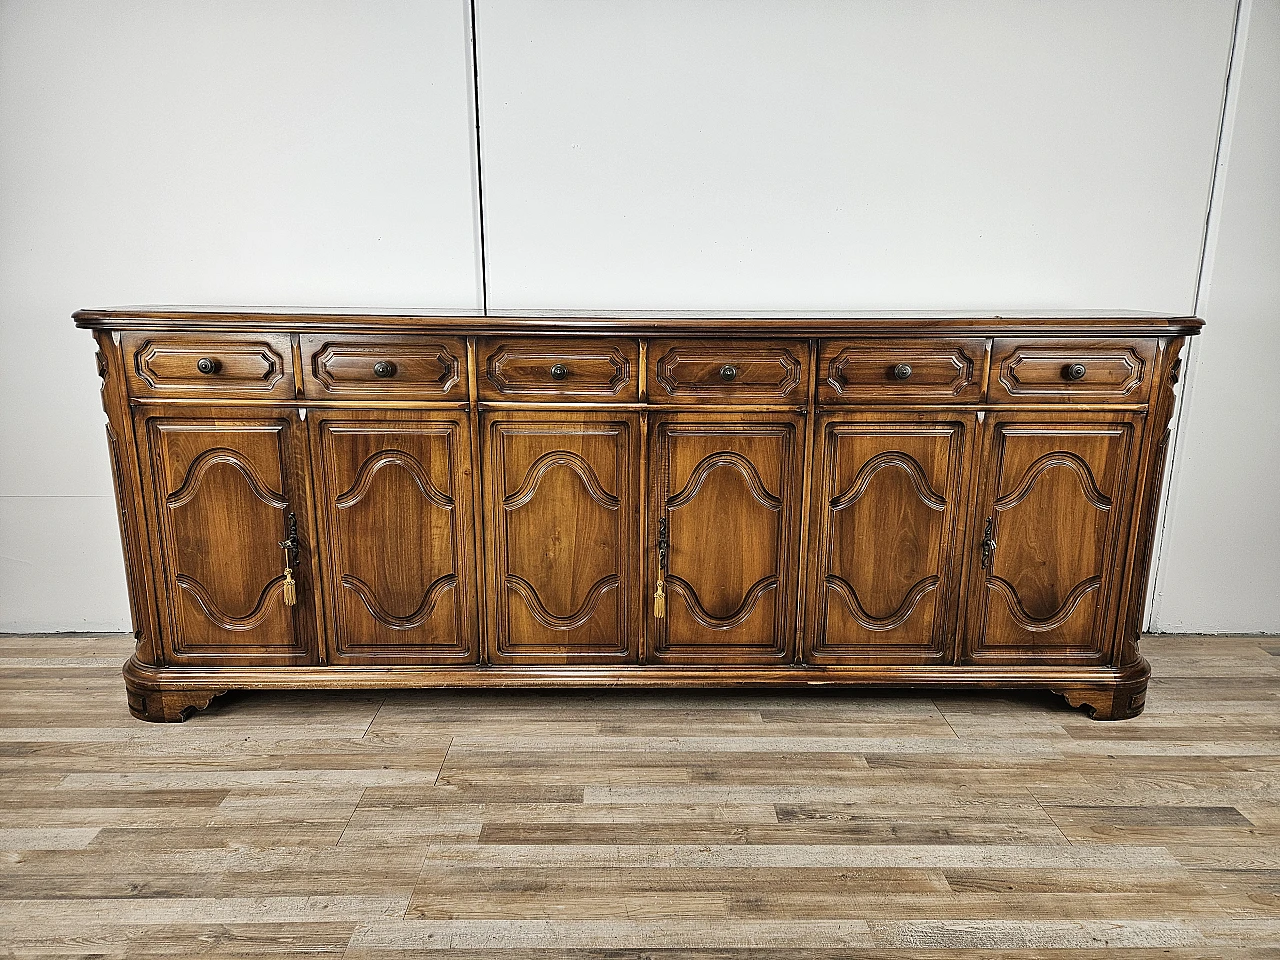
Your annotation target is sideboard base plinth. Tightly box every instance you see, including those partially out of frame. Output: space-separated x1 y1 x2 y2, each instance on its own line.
122 655 1151 723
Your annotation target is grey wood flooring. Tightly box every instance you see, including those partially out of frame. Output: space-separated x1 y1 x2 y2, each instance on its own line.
0 633 1277 958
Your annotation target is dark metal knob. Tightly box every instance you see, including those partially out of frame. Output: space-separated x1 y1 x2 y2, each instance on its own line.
1064 362 1087 381
373 360 396 378
892 363 913 381
550 363 569 381
719 364 737 382
196 357 220 375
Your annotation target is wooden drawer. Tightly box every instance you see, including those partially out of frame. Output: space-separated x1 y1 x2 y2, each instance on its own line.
300 334 465 400
990 338 1156 402
648 339 807 403
123 332 295 399
480 338 639 400
819 338 986 403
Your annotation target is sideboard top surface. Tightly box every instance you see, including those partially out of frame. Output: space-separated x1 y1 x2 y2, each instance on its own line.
74 307 1204 338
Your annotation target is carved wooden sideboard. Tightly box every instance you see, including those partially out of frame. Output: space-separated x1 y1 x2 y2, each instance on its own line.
76 308 1199 721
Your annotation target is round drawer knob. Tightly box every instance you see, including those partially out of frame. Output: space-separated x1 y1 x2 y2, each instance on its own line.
373 360 397 378
719 364 738 382
1064 362 1087 381
550 363 569 381
196 357 220 375
892 363 913 381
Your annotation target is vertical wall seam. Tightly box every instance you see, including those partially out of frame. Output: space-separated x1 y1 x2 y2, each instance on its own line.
1192 0 1247 315
468 0 489 316
1147 0 1249 631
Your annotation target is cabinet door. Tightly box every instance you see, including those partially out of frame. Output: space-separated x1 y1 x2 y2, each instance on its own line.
964 413 1140 664
310 411 478 664
141 408 316 665
650 414 802 664
806 414 973 664
484 413 639 663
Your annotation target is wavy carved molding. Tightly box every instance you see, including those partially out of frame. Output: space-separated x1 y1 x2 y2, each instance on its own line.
826 574 938 631
507 574 619 630
166 447 287 510
995 451 1112 512
989 575 1102 632
335 450 455 511
176 574 285 631
342 573 457 630
667 574 777 630
668 451 782 511
830 450 947 513
504 450 620 511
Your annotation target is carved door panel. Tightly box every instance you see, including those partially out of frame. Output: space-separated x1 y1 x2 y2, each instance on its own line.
140 407 316 665
806 414 974 664
649 414 802 664
964 413 1141 664
310 411 478 664
484 413 639 663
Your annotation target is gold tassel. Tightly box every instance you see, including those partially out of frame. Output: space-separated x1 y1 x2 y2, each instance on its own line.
653 575 665 619
282 567 297 607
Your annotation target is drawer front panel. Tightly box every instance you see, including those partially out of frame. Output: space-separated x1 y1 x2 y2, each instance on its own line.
300 335 465 400
124 333 295 399
990 338 1156 402
649 339 807 403
819 339 986 403
480 338 639 400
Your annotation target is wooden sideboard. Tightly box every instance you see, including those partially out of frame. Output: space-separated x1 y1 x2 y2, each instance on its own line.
76 308 1199 721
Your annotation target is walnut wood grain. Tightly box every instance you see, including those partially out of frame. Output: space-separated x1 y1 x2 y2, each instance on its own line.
648 338 808 403
309 410 478 665
480 337 639 401
299 334 465 401
807 413 973 664
78 308 1202 722
818 338 988 404
134 405 318 666
122 332 295 399
483 412 640 663
648 414 803 664
963 412 1141 665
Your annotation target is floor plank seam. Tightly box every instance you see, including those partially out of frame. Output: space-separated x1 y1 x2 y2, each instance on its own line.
1 633 1277 952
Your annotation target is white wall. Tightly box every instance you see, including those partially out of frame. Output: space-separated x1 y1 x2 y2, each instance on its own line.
1150 0 1280 633
0 0 481 630
476 0 1234 312
1 0 1274 633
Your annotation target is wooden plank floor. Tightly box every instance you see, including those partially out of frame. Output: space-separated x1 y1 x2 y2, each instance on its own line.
0 634 1277 958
